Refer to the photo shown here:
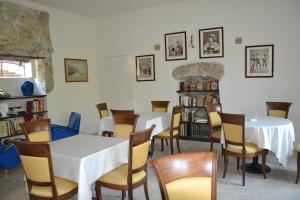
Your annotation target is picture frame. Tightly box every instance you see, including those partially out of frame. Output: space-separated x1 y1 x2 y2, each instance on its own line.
199 27 224 58
245 44 274 78
136 54 155 81
64 58 88 82
164 31 187 61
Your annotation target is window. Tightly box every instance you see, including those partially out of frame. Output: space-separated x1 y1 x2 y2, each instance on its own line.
0 61 32 78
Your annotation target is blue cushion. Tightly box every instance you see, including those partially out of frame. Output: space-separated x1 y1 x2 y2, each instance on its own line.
0 144 21 170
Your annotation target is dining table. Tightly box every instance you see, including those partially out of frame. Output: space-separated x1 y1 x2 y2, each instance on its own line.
50 134 129 200
221 115 295 173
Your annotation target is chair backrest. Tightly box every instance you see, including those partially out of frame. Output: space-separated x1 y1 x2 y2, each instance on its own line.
67 112 81 131
127 125 155 184
113 113 139 139
151 152 218 200
205 104 222 129
151 101 170 113
220 113 245 147
110 109 134 115
266 101 292 119
170 106 182 136
21 119 51 142
96 103 109 118
12 141 58 198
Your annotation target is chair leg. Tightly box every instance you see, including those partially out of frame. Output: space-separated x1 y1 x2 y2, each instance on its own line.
165 139 169 146
122 190 126 200
143 181 150 200
4 169 8 179
262 151 267 179
210 139 213 152
161 139 164 151
221 144 224 155
176 136 181 153
150 138 155 157
128 188 133 200
242 156 246 186
170 137 174 154
296 152 300 184
236 158 240 170
223 151 228 178
95 184 101 200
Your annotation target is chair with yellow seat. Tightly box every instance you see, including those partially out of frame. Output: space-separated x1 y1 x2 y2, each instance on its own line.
12 140 78 200
151 101 170 113
21 119 51 142
111 109 134 115
266 101 292 119
150 152 218 200
296 144 300 184
113 113 139 139
205 103 222 152
151 106 182 154
96 103 113 137
95 125 155 200
220 113 267 186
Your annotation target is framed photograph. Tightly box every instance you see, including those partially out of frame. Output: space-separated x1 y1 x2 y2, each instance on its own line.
64 58 88 82
165 31 187 61
136 54 155 81
199 27 224 58
245 44 274 78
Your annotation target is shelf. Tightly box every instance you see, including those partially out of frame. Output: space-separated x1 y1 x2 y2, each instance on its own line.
180 121 208 124
0 111 48 120
181 106 206 109
177 90 219 93
0 94 46 100
0 133 24 139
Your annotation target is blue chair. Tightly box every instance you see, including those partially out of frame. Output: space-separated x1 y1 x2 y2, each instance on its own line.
51 112 81 141
0 140 21 177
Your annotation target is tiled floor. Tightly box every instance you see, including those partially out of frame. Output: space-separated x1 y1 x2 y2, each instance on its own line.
0 140 299 200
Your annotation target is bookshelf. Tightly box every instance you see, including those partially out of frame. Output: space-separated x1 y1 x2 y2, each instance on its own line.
0 95 47 139
177 79 220 141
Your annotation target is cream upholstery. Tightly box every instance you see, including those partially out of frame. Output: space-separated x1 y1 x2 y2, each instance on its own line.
100 110 108 117
132 141 150 170
157 129 178 138
153 107 167 113
28 131 50 142
227 143 263 154
173 113 181 128
115 124 133 139
223 123 243 143
269 110 286 118
99 164 146 186
30 177 77 198
297 144 300 152
209 112 221 127
20 155 51 182
211 131 220 139
166 177 211 200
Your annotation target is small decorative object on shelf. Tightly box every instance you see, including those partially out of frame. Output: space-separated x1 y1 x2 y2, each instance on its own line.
21 81 34 96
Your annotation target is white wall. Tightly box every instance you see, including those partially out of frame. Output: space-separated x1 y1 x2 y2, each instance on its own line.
0 0 100 134
96 0 300 142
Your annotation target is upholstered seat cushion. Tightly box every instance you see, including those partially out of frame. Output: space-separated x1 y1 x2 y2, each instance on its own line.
30 177 77 198
98 164 146 186
156 129 178 138
166 177 211 200
28 131 50 142
269 110 286 118
211 131 220 139
297 144 300 152
227 143 263 154
153 107 167 113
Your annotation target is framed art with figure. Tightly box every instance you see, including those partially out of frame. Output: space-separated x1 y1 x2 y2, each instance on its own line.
245 45 274 78
199 27 224 58
136 54 155 81
165 31 187 61
64 58 88 82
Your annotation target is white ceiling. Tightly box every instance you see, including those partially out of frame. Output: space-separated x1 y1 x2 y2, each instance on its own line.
25 0 183 19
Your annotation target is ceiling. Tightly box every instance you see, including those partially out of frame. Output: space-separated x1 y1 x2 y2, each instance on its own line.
25 0 183 19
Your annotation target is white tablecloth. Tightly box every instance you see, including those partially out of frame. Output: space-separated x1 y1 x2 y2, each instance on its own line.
98 112 171 137
221 116 295 167
50 135 128 200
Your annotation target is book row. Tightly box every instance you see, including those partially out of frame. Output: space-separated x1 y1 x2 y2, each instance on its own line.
179 95 220 107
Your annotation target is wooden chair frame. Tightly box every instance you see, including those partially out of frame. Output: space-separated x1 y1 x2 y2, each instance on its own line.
96 103 108 118
151 101 170 112
266 101 292 119
95 125 155 200
151 152 218 200
110 109 134 115
13 141 77 200
21 119 51 142
220 113 267 186
296 148 300 184
112 113 139 139
151 106 182 155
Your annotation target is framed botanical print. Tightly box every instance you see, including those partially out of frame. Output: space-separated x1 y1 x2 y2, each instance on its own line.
199 27 224 58
64 58 88 82
245 44 274 78
165 31 187 61
136 54 155 81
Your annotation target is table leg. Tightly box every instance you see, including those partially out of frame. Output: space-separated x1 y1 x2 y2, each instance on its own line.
245 156 271 174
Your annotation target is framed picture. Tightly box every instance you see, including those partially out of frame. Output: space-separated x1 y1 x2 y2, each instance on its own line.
136 54 155 81
245 44 274 78
64 58 88 82
164 31 187 61
199 27 224 58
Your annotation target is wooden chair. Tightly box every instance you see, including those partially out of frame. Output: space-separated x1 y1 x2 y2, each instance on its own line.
21 119 51 142
205 103 222 152
296 144 300 184
151 106 182 154
266 101 292 119
95 125 155 200
151 101 170 113
13 141 78 200
96 103 113 137
220 113 267 186
113 113 139 139
150 152 218 200
111 109 134 115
